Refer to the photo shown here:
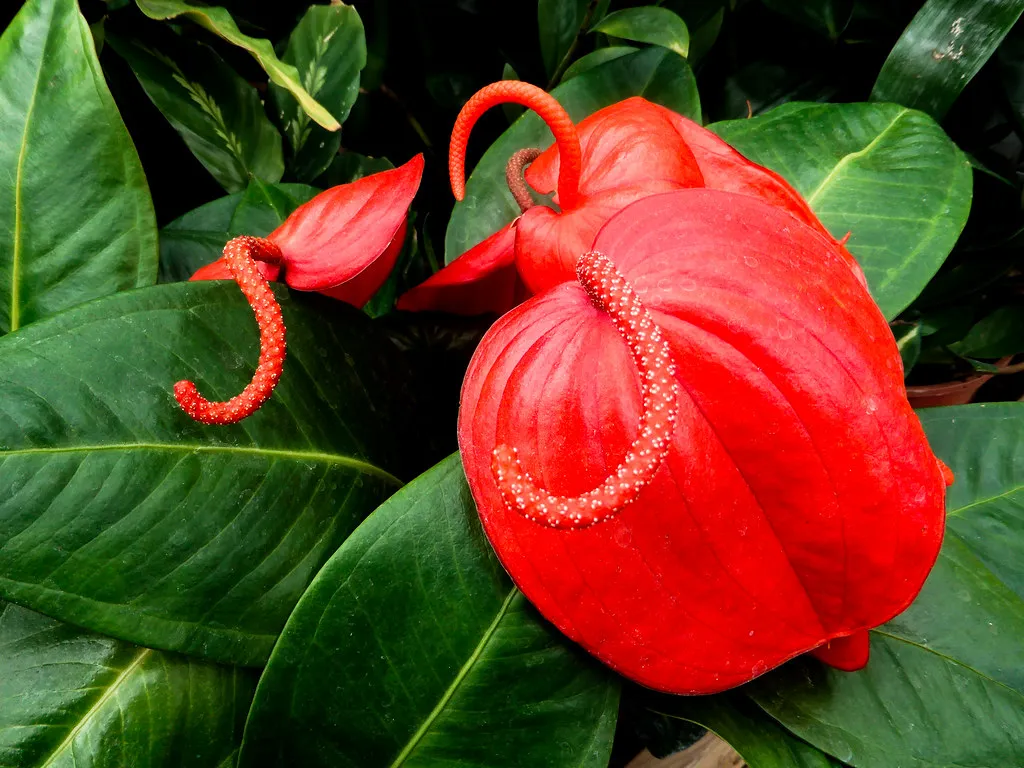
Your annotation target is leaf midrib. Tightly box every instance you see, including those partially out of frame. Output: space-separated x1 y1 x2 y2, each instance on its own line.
37 648 151 768
10 4 51 334
388 588 518 767
804 107 911 206
0 443 402 486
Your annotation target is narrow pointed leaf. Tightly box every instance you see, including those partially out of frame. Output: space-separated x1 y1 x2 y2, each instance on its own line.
871 0 1024 120
108 32 284 193
271 3 366 182
133 0 340 131
712 102 972 319
158 182 319 282
0 282 412 665
749 403 1024 767
761 0 854 40
0 0 157 336
238 455 619 768
591 7 690 59
0 600 254 767
445 47 700 264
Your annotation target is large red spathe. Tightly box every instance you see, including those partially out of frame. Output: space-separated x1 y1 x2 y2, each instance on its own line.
458 189 949 694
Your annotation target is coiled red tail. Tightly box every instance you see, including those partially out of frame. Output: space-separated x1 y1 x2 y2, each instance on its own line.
175 236 286 425
492 251 679 528
450 81 582 210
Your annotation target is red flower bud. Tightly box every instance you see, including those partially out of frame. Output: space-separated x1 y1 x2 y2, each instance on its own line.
193 155 423 305
401 83 862 314
458 189 948 694
178 156 423 425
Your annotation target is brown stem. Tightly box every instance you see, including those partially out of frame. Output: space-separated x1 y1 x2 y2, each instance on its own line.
505 148 543 213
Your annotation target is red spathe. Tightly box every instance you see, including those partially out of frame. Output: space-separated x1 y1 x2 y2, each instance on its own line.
458 189 947 694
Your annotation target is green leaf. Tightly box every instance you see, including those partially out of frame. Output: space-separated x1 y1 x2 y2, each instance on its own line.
949 305 1024 358
271 3 366 182
538 0 590 78
238 455 619 768
0 600 254 767
749 403 1024 768
0 282 413 666
133 0 340 131
108 32 284 193
445 47 700 264
893 322 922 375
871 0 1024 120
650 693 840 768
158 182 319 282
711 102 972 319
591 7 690 59
0 0 157 336
561 45 637 82
761 0 854 40
318 151 394 188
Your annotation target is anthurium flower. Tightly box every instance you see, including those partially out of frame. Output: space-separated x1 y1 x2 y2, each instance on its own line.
399 82 863 315
176 155 423 425
458 189 950 694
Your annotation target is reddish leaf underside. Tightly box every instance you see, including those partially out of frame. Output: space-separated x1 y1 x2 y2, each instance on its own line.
458 189 946 694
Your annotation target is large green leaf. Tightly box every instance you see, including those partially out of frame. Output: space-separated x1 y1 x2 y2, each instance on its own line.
0 600 254 767
133 0 340 131
0 282 412 666
271 3 366 182
712 102 972 319
591 7 690 59
538 0 597 78
444 47 700 264
649 694 840 768
108 32 284 193
158 181 319 282
871 0 1024 120
238 455 619 768
749 403 1024 767
0 0 157 336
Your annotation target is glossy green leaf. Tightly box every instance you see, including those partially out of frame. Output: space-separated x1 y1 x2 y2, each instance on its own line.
238 455 619 768
0 0 157 336
712 102 972 319
133 0 340 131
271 3 366 182
761 0 853 40
0 282 413 666
538 0 596 78
319 151 394 188
158 182 319 282
0 600 255 768
649 694 840 768
561 45 637 82
445 47 700 264
108 32 284 193
871 0 1024 120
591 7 690 59
949 305 1024 358
749 403 1024 767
